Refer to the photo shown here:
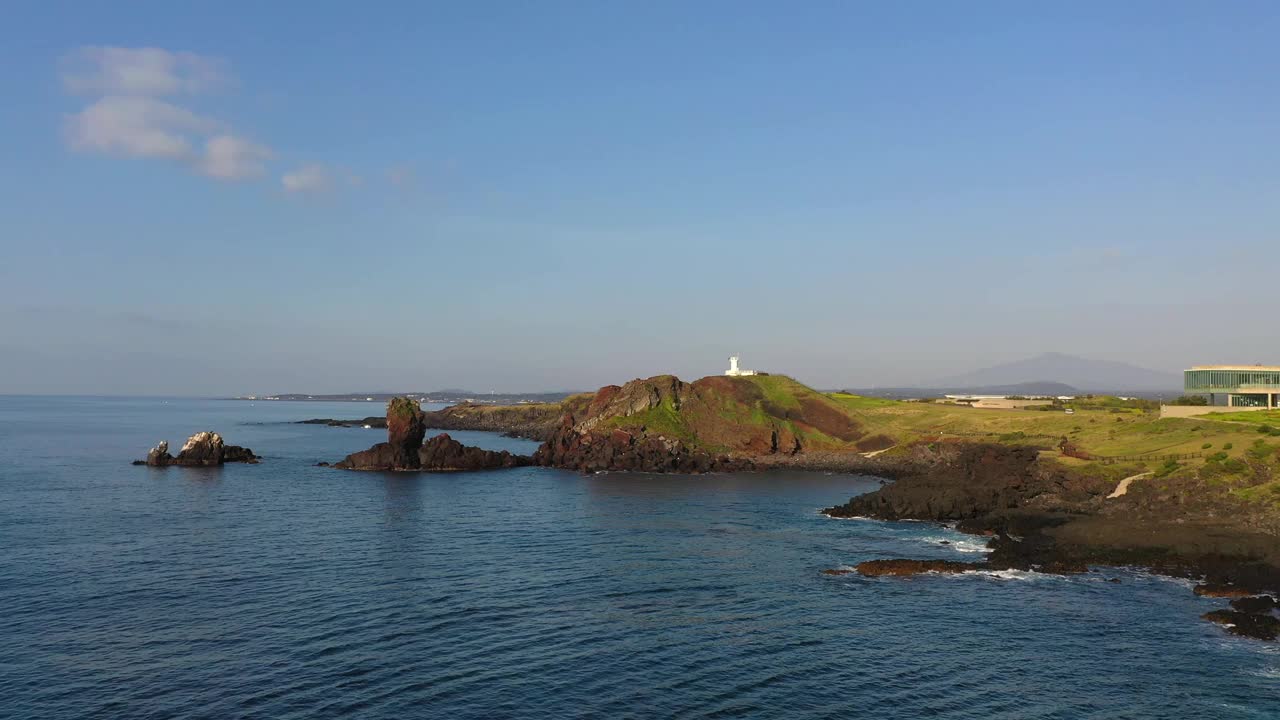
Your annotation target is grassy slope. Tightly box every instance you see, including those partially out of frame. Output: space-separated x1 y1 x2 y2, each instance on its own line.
827 393 1280 509
603 375 868 454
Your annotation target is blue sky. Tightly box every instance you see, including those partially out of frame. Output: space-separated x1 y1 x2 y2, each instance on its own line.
2 1 1278 395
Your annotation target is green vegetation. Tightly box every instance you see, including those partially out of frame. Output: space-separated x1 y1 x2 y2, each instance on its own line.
387 396 422 419
1202 410 1280 426
827 393 900 410
1171 395 1209 406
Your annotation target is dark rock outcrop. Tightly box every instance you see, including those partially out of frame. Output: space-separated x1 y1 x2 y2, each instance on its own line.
823 443 1068 522
332 398 532 472
297 417 387 428
134 432 259 466
1231 595 1278 613
418 433 531 471
1194 583 1256 599
856 559 984 577
1202 610 1280 641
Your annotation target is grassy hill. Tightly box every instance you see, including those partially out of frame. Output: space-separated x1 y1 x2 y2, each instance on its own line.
588 374 894 455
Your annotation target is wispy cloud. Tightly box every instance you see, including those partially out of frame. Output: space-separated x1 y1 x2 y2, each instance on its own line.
61 46 268 183
61 46 227 96
64 95 215 159
198 135 272 180
282 164 334 194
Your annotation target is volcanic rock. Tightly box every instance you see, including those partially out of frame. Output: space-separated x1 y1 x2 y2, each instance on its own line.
1194 583 1257 599
1202 610 1280 641
418 433 531 471
855 559 985 577
1230 595 1278 613
332 397 533 472
134 432 259 466
387 397 427 469
534 415 751 473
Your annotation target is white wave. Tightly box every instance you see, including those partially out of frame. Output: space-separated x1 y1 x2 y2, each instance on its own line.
964 569 1051 582
1250 667 1280 679
922 535 993 554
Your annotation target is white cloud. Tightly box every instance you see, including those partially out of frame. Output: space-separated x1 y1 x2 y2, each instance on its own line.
62 46 225 96
64 95 216 159
61 46 275 183
197 135 272 180
61 45 347 191
281 164 333 194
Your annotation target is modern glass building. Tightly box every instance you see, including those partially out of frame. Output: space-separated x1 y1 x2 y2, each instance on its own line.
1184 366 1280 407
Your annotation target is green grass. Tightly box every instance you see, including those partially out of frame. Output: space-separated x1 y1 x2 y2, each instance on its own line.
827 393 902 410
1202 410 1280 425
607 400 700 444
1232 481 1280 507
743 375 806 411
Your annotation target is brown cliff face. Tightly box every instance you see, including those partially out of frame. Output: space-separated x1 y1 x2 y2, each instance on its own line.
533 415 751 474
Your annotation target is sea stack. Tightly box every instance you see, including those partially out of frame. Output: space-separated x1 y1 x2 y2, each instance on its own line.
333 397 532 471
134 431 260 466
387 396 428 469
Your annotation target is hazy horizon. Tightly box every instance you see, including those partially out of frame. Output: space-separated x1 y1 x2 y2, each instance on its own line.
4 2 1278 396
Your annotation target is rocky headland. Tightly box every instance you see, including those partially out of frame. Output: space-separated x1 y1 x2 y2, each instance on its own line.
134 432 260 467
526 374 893 473
329 397 532 471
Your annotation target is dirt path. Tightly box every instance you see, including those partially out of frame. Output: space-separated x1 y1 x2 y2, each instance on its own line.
861 445 898 459
1107 471 1154 499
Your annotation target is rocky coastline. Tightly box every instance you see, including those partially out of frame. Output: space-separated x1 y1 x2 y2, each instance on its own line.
819 441 1280 640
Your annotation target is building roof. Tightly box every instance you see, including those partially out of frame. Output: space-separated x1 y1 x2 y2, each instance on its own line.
1187 365 1280 372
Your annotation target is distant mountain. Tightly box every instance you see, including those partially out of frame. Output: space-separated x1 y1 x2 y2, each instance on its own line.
846 381 1079 398
933 352 1180 393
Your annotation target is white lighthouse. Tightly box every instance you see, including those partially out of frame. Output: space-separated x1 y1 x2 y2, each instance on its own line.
725 355 757 377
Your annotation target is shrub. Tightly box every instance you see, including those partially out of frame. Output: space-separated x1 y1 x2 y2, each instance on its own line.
1154 458 1181 478
1172 395 1209 406
1247 440 1275 462
1260 425 1276 435
1224 443 1234 450
1202 443 1213 449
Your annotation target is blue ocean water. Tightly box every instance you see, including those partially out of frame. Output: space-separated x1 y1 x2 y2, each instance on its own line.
1 396 1278 719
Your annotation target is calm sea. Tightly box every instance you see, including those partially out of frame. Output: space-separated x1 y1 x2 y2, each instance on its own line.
2 396 1278 719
